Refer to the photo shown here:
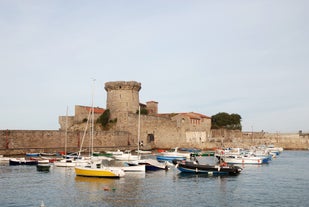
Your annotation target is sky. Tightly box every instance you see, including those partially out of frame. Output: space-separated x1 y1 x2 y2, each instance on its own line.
0 0 308 133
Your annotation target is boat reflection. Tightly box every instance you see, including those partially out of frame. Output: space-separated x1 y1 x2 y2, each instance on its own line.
75 176 116 185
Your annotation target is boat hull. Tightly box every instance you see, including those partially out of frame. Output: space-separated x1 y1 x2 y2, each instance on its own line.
9 158 38 166
54 160 76 167
75 167 124 178
156 155 186 162
37 164 51 172
223 157 269 165
121 164 145 172
173 160 242 175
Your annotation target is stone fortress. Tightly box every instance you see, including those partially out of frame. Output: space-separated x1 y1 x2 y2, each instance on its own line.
1 81 308 155
58 81 212 150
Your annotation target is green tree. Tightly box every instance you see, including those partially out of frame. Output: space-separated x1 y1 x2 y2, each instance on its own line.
97 109 110 128
211 112 242 130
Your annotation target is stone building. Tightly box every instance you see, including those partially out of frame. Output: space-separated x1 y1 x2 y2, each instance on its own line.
59 81 212 149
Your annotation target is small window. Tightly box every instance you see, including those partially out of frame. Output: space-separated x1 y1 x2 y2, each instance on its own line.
147 134 154 142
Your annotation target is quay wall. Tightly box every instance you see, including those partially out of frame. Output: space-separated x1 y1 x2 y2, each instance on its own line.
210 129 309 150
0 129 308 155
0 130 132 156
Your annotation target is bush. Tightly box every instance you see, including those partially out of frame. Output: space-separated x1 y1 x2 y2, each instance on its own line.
211 112 242 130
97 109 110 128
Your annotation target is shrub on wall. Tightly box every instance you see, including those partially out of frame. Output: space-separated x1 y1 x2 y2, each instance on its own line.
97 109 110 128
136 108 148 115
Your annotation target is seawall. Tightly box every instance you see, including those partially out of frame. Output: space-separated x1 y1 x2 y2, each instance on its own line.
1 129 308 155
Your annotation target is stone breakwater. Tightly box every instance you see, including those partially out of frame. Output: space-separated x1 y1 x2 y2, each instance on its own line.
0 129 308 155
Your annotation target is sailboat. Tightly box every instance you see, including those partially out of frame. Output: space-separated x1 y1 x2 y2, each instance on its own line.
75 79 125 178
54 107 78 167
127 106 168 171
54 107 84 167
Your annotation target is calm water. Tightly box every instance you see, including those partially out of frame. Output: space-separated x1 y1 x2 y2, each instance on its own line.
1 151 309 207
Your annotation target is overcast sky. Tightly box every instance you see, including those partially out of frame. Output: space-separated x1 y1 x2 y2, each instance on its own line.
0 0 308 133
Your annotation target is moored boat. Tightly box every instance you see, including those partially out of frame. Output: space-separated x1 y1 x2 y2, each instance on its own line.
0 155 14 163
221 154 269 165
135 159 169 171
120 164 146 172
112 150 140 161
173 159 242 175
156 147 190 162
36 163 51 172
75 161 125 178
26 153 40 157
9 158 38 165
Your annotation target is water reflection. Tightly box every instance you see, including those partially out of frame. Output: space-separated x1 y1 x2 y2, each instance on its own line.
75 176 117 185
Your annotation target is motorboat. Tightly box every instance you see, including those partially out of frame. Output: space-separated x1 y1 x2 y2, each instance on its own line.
75 161 125 178
173 159 242 175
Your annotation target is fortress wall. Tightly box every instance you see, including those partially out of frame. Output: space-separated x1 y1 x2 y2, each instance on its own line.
1 129 308 155
0 129 130 155
124 114 184 149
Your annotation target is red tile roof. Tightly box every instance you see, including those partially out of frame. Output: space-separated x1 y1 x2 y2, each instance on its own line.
178 112 211 119
85 106 105 114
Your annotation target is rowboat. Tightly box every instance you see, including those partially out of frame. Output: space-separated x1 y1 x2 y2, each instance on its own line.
25 153 40 157
36 163 51 172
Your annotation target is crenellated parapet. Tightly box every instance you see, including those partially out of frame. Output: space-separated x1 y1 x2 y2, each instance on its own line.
104 81 141 92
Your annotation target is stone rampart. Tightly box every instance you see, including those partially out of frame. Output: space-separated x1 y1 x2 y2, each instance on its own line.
0 129 132 155
1 129 308 155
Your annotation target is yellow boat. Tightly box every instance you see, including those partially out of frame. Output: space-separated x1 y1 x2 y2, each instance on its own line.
75 162 125 178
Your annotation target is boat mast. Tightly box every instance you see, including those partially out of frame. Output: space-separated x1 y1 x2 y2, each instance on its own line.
137 105 141 156
90 79 96 157
65 106 68 156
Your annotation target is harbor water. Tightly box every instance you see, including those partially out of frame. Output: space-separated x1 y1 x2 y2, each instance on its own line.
1 151 309 207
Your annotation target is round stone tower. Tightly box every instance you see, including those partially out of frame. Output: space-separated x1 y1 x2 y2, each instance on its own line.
104 81 141 121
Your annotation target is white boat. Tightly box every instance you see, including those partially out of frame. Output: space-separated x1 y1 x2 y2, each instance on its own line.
0 155 14 163
105 149 123 156
135 150 152 154
222 154 269 165
54 155 107 167
156 147 191 162
120 164 145 172
54 158 77 167
112 150 140 161
266 145 284 156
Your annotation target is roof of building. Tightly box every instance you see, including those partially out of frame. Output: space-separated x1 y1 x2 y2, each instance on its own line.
178 112 211 119
157 112 211 119
84 106 105 114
